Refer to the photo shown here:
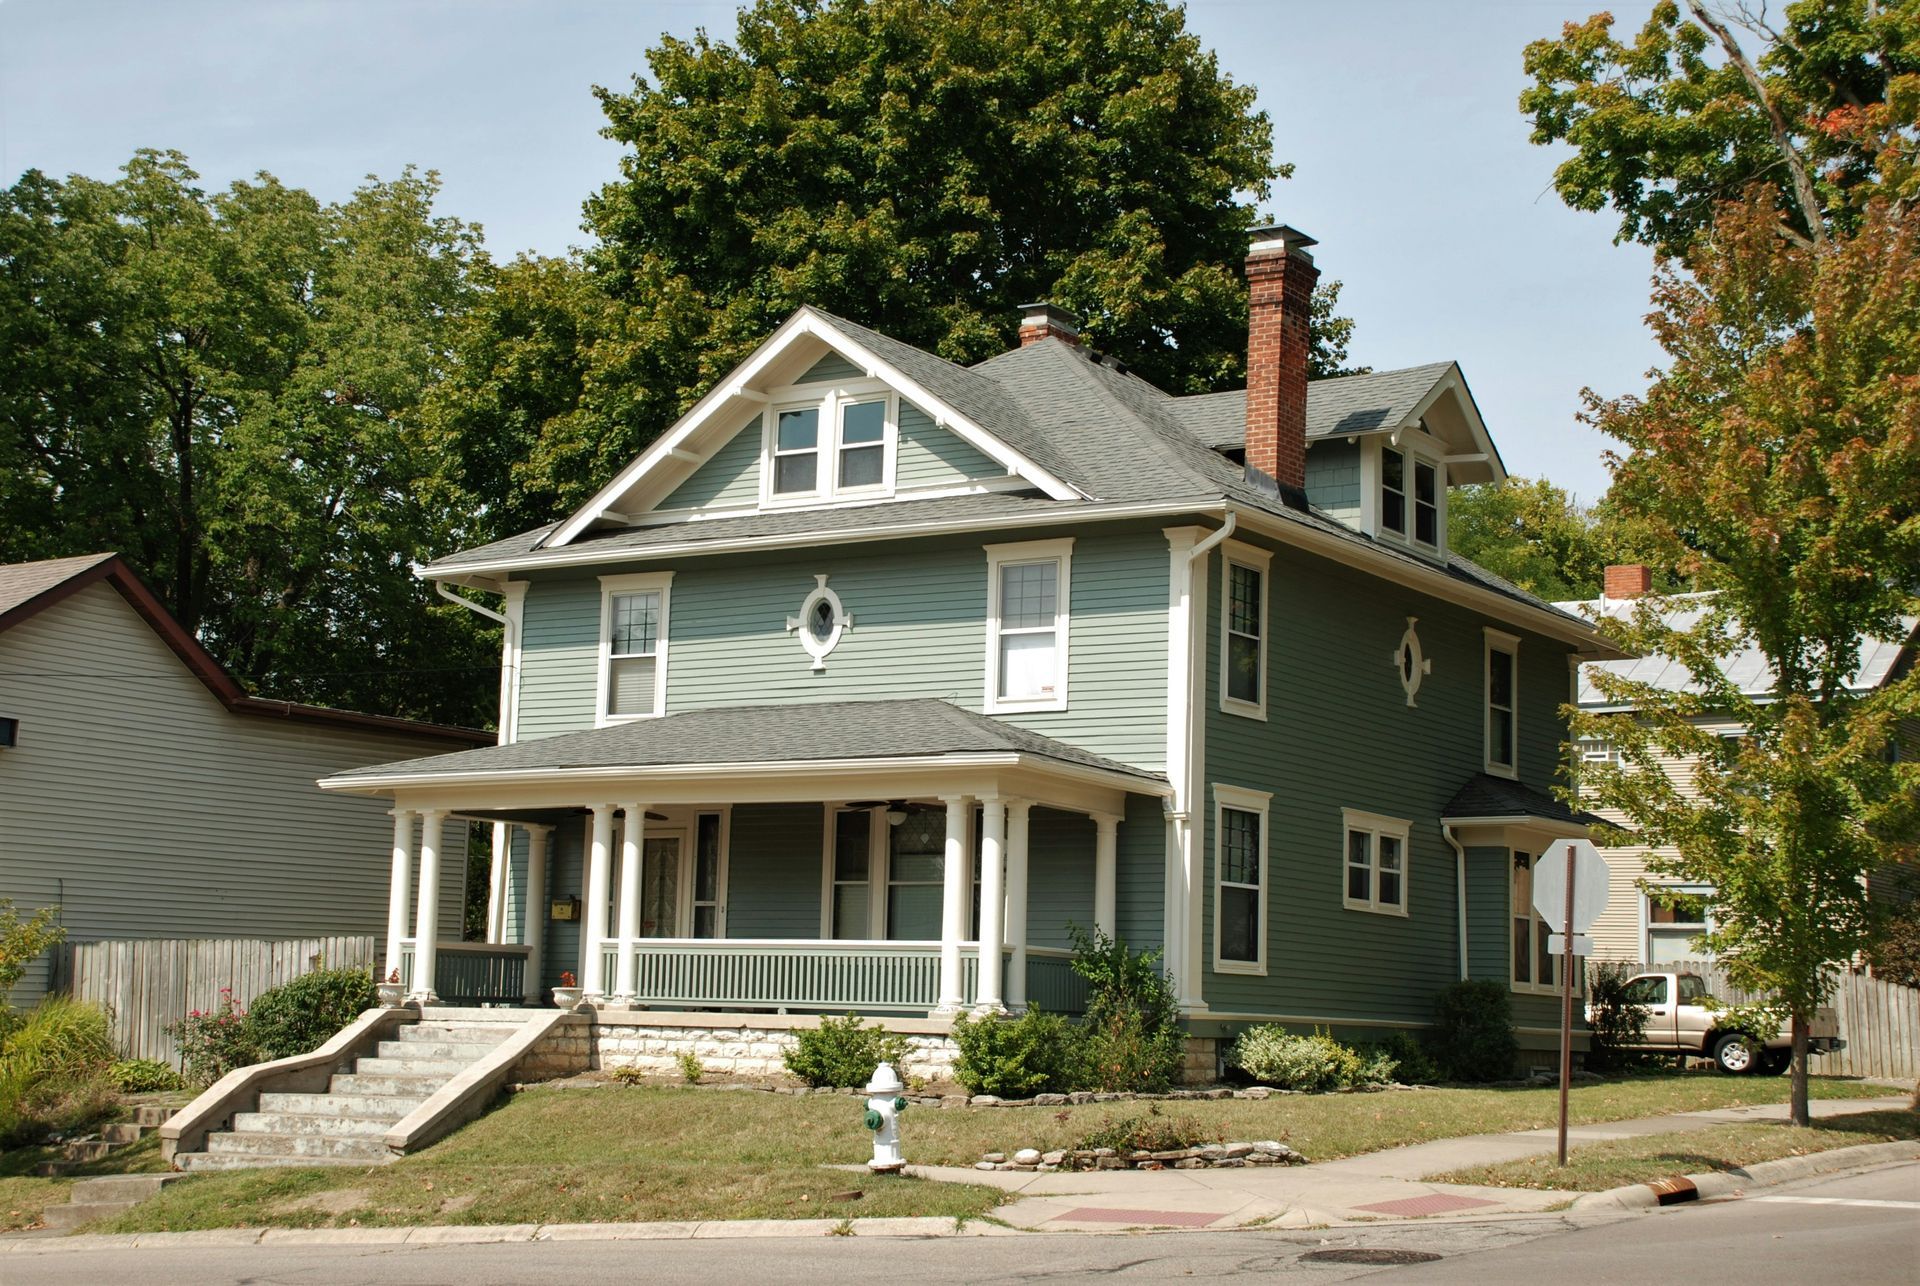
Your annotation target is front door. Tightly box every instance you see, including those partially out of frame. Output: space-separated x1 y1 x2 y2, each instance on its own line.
641 835 683 937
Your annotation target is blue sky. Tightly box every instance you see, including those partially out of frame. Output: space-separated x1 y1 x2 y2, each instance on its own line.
1 0 1663 501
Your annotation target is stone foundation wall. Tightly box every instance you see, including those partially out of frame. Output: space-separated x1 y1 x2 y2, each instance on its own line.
1180 1036 1219 1085
508 1011 960 1083
512 1015 593 1081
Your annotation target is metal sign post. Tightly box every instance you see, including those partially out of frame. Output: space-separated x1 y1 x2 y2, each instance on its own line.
1533 837 1610 1168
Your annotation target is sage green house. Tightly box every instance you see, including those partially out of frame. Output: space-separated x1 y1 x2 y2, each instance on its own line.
326 229 1617 1066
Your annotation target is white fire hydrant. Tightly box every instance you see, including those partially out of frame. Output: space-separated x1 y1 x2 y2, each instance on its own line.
863 1061 908 1173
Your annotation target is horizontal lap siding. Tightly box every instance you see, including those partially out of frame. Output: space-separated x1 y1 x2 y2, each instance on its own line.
542 816 587 988
516 578 602 740
1025 807 1095 950
897 400 1002 488
799 354 864 384
1116 791 1165 952
0 583 471 1007
659 413 763 511
725 804 826 938
1199 544 1575 1025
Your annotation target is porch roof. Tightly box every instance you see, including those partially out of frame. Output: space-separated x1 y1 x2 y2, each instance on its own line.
1441 772 1610 832
321 697 1166 795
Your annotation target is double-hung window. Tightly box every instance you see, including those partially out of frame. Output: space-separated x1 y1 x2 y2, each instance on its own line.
1381 446 1408 537
984 538 1072 712
837 398 887 490
597 572 673 722
1212 785 1271 974
1378 444 1444 553
1341 810 1409 915
1412 459 1439 547
771 407 820 496
1510 850 1563 993
764 381 897 503
1484 629 1519 776
1220 542 1271 718
1647 890 1711 963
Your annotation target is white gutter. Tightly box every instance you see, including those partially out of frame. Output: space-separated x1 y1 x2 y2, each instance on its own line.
434 578 508 627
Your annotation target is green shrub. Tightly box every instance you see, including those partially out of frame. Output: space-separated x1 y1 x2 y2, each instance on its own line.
783 1013 910 1088
246 966 376 1061
0 900 66 996
1069 926 1185 1092
1074 1105 1221 1153
1228 1026 1368 1091
1585 963 1652 1072
167 989 262 1088
1429 980 1519 1082
608 1064 648 1085
110 1058 185 1093
0 997 116 1145
677 1050 704 1084
951 1008 1078 1097
1367 1030 1441 1085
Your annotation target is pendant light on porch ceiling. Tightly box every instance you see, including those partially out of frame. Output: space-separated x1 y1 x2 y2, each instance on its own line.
844 799 913 826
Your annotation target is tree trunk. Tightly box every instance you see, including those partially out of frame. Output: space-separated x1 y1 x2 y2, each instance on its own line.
1790 1013 1811 1128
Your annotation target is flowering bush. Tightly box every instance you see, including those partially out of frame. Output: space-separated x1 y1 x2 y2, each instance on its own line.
167 989 261 1087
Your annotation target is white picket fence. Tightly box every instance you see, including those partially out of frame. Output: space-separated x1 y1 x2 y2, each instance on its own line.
1612 960 1919 1082
52 935 378 1068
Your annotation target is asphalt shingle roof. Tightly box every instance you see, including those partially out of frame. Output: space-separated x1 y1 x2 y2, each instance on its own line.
1442 773 1606 828
328 697 1166 784
1166 363 1459 450
0 552 115 620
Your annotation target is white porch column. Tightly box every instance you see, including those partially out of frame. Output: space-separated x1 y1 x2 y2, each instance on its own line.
615 803 645 1005
384 809 414 984
581 804 616 1003
1093 812 1121 938
485 821 510 943
1004 800 1031 1010
935 795 970 1013
409 808 447 1003
975 796 1007 1013
522 824 552 1005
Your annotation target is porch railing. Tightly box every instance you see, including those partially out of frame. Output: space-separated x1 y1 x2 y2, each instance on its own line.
399 941 531 1006
1026 947 1088 1015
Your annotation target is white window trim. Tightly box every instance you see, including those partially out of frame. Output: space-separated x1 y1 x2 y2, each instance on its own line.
1218 540 1271 721
1212 784 1272 975
983 537 1073 714
1340 808 1411 917
1484 627 1521 779
595 571 674 726
758 380 898 508
1367 436 1448 557
1510 848 1566 996
1642 883 1714 962
820 803 885 940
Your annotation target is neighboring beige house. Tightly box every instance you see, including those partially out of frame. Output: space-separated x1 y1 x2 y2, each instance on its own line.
1559 565 1917 964
0 553 489 1005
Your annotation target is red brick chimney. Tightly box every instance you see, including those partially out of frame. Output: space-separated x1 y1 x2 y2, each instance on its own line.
1604 564 1653 599
1019 301 1080 348
1244 225 1319 492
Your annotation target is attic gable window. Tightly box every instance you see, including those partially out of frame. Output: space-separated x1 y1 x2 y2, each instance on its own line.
772 408 820 495
761 380 897 505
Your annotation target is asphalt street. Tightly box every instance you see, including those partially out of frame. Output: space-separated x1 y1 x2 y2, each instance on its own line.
6 1161 1916 1284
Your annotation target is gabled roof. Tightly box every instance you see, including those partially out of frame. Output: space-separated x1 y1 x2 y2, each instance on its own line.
1169 362 1458 448
0 553 489 744
1554 592 1918 709
322 697 1166 790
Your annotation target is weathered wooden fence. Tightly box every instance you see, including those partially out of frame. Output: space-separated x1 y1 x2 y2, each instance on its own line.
1610 960 1919 1082
51 935 377 1067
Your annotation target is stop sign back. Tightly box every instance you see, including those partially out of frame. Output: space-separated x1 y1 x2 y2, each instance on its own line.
1531 838 1610 934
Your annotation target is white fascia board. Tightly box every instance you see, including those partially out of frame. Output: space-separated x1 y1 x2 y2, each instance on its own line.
545 307 1084 549
1408 365 1506 485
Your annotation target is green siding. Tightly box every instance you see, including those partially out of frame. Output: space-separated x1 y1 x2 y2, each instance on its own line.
1196 540 1578 1024
513 527 1169 769
540 816 586 990
896 400 1003 489
725 804 826 937
798 353 863 384
1305 439 1361 520
659 413 762 510
1025 808 1095 949
1116 791 1165 952
1464 845 1509 984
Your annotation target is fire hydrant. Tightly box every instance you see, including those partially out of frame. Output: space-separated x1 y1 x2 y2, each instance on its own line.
863 1061 908 1173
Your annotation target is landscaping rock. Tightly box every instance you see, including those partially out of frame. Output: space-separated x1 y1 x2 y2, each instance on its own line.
1173 1158 1205 1169
974 1162 997 1171
1236 1087 1271 1100
982 1152 1006 1164
970 1095 1002 1107
1041 1150 1065 1166
1033 1094 1067 1106
1013 1148 1042 1165
1201 1088 1233 1100
1068 1092 1095 1105
1223 1143 1253 1158
940 1095 969 1109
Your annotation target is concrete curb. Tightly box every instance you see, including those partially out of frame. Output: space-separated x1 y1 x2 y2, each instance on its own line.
1569 1139 1920 1212
0 1215 1012 1254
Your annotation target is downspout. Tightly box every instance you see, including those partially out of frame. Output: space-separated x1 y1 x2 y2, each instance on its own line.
1443 822 1468 981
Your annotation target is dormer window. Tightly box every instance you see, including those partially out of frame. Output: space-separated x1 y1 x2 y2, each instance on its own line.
762 382 897 505
1382 447 1407 537
1374 442 1445 554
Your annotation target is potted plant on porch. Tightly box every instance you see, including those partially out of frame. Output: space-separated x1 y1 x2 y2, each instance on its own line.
552 971 581 1009
377 968 406 1007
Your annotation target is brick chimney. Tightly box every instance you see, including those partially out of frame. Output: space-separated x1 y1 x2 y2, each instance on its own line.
1604 564 1653 599
1019 301 1080 348
1244 224 1319 492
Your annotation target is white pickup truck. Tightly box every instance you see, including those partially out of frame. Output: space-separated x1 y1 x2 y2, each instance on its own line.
1601 971 1843 1075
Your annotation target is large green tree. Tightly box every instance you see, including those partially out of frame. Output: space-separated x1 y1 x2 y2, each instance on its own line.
1522 0 1919 258
0 152 496 725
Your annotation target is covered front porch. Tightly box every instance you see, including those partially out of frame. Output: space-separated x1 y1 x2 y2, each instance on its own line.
325 699 1168 1020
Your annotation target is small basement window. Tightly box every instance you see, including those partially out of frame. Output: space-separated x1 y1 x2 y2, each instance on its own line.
0 716 17 748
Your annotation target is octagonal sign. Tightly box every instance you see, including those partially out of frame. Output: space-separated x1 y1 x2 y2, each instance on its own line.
1531 838 1610 934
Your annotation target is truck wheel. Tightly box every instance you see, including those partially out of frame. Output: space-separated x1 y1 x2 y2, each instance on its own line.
1758 1050 1790 1076
1712 1032 1760 1075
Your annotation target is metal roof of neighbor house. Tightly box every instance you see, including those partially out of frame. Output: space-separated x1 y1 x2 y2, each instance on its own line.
1442 773 1607 828
1164 362 1461 450
0 552 490 744
1554 593 1918 708
325 697 1167 786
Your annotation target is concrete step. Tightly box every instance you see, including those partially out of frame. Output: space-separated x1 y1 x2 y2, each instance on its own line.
206 1131 390 1161
175 1151 390 1172
418 1006 536 1023
352 1056 470 1076
258 1091 426 1119
42 1200 137 1230
100 1122 154 1144
132 1104 174 1128
69 1174 183 1204
231 1111 392 1138
375 1039 504 1062
330 1073 451 1097
60 1140 117 1162
393 1024 516 1047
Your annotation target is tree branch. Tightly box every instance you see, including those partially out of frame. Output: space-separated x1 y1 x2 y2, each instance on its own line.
1687 1 1829 247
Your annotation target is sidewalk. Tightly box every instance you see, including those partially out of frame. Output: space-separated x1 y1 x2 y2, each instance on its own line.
899 1094 1913 1232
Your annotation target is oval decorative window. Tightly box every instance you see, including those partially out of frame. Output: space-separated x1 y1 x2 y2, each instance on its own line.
1392 616 1431 707
787 574 852 672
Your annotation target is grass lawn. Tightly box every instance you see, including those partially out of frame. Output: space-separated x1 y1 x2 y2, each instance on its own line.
0 1134 169 1232
86 1072 1891 1235
1429 1109 1920 1192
